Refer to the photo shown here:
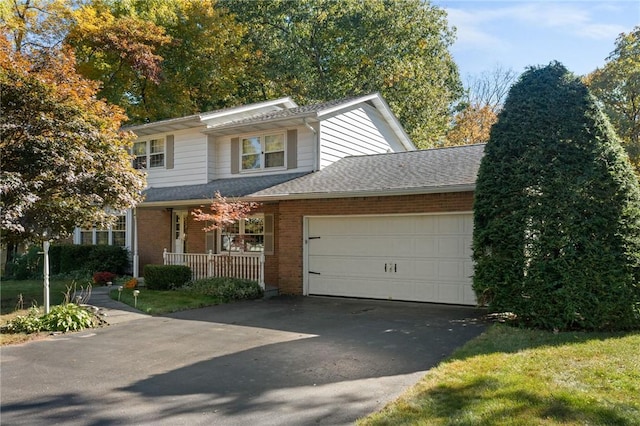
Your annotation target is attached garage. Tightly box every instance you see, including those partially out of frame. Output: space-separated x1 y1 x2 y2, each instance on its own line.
304 213 476 305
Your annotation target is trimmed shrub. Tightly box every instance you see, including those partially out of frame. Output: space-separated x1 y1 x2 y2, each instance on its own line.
58 245 92 275
473 62 640 331
85 245 129 275
183 277 263 301
144 265 192 290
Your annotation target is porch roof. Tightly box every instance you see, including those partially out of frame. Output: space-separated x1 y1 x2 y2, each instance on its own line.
247 144 485 200
141 171 311 205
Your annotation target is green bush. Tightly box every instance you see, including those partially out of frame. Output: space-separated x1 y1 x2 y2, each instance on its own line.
1 304 96 334
5 246 42 280
144 265 192 290
41 304 96 332
183 277 263 301
57 244 92 275
1 307 44 333
85 245 129 275
7 244 130 280
473 62 640 331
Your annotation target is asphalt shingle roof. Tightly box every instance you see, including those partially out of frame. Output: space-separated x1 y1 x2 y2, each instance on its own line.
143 172 311 203
249 144 486 198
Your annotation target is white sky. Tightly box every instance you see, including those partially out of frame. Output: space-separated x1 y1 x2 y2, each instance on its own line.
431 0 640 80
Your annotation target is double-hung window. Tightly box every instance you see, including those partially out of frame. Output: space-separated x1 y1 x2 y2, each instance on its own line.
218 214 274 254
133 138 165 169
241 133 285 171
79 215 127 247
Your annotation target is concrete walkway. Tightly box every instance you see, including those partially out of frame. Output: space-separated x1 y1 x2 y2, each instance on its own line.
88 285 149 325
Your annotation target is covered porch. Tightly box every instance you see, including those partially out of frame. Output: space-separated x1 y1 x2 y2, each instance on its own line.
163 249 265 289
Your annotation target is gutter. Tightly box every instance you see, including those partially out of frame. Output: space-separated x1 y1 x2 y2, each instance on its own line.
137 183 476 206
245 183 477 202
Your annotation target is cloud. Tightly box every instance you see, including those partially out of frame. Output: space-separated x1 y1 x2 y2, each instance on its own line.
443 1 630 52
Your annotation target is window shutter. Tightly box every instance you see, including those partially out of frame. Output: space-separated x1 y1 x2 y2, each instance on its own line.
231 137 240 174
287 129 297 169
264 214 274 255
165 134 174 169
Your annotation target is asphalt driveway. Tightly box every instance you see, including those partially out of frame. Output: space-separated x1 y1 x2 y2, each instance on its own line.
1 296 486 425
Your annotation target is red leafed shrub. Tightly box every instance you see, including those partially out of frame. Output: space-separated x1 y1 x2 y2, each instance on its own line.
93 271 116 285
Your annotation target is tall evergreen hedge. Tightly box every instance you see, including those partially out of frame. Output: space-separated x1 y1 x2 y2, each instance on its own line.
473 62 640 331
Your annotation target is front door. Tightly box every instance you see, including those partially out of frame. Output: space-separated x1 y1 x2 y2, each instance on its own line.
173 210 188 254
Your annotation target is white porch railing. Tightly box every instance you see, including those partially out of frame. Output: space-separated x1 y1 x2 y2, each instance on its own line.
163 249 265 289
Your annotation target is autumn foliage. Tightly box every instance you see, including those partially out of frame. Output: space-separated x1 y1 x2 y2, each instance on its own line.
0 32 145 242
192 192 259 233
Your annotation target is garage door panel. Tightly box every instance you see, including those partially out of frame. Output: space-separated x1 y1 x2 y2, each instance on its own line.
414 239 438 256
310 237 413 257
307 214 476 305
437 237 465 257
309 255 386 276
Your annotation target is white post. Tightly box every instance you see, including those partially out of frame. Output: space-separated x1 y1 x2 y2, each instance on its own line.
43 240 50 314
133 208 139 278
259 253 265 290
163 248 168 265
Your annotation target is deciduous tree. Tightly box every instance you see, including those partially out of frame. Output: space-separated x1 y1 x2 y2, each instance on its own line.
69 0 251 123
586 26 640 175
192 192 259 254
0 0 74 53
66 4 170 113
223 0 462 148
0 34 145 243
445 65 518 146
473 62 640 331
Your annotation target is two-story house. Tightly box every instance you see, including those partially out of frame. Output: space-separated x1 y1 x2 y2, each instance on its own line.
75 93 484 305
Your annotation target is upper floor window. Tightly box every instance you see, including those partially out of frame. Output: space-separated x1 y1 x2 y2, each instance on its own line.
133 138 165 169
241 133 285 171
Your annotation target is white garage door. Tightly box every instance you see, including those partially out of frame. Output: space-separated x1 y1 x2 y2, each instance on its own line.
305 214 476 305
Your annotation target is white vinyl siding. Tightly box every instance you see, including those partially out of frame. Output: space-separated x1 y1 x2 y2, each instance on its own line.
213 126 316 179
142 130 209 187
319 105 405 169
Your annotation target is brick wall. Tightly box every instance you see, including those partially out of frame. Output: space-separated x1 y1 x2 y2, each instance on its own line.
276 191 474 294
180 203 279 286
136 208 171 274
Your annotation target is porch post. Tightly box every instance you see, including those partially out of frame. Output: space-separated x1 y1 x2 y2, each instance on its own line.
259 253 265 290
163 248 168 265
132 208 139 278
207 250 213 278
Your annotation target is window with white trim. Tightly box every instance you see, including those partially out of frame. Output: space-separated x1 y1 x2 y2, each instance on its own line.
241 133 285 171
133 138 165 169
218 214 273 253
79 215 127 247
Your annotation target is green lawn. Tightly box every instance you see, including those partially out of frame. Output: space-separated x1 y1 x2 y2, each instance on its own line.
358 325 640 425
110 288 223 315
0 279 88 314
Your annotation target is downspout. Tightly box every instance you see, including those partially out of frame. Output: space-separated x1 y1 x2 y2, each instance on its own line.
303 118 319 171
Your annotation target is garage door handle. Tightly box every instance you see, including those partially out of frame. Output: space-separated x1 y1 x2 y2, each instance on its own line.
309 271 321 275
384 264 387 272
